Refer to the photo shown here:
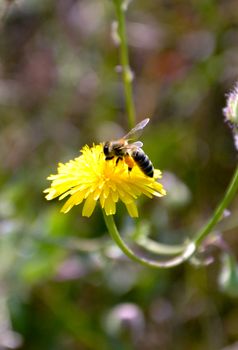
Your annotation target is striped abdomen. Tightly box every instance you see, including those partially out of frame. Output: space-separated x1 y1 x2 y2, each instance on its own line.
131 149 154 177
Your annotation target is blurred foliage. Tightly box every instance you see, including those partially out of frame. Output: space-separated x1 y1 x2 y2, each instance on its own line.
1 0 238 349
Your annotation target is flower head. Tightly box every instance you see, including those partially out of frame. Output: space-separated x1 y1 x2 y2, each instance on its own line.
44 144 166 217
223 83 238 127
223 82 238 151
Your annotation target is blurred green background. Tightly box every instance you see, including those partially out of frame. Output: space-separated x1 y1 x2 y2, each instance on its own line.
1 0 238 349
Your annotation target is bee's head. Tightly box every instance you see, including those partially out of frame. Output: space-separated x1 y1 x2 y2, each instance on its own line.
103 141 110 156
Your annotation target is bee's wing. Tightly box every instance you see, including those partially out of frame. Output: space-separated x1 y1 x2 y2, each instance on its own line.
122 118 150 141
123 141 143 153
131 141 143 148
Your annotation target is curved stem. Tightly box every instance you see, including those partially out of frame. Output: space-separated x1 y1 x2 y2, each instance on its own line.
135 165 238 258
194 164 238 247
103 164 238 268
102 210 196 268
113 0 136 128
136 236 188 255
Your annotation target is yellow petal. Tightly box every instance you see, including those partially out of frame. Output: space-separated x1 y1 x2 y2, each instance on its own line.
82 194 97 217
99 191 106 208
61 190 86 213
104 194 116 215
44 188 57 200
154 169 162 178
111 190 119 202
125 202 138 218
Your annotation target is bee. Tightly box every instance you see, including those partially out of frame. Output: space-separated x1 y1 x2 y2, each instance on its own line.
103 118 154 177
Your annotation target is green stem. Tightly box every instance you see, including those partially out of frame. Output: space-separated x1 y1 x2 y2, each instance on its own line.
103 164 238 268
102 210 196 268
110 1 238 267
113 0 136 128
194 164 238 246
136 236 188 255
140 164 238 257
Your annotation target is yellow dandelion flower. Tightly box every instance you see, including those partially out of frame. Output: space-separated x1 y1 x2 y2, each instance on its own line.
44 144 166 218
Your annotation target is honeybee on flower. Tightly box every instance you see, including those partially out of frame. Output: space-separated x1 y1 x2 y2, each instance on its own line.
103 118 154 177
44 119 166 217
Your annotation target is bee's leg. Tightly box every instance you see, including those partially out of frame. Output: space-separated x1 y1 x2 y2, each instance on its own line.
105 156 114 160
116 157 123 165
124 155 134 173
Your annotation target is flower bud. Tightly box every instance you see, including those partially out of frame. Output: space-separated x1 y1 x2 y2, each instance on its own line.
223 83 238 127
103 303 144 340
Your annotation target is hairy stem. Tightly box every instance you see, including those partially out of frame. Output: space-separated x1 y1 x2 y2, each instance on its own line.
113 0 136 128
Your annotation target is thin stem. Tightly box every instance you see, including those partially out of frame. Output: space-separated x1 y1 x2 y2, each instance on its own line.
137 164 238 258
131 223 187 255
113 0 136 128
194 164 238 246
136 237 188 255
103 165 238 268
102 210 196 268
